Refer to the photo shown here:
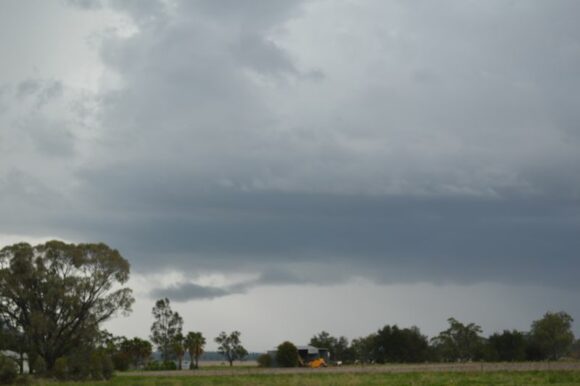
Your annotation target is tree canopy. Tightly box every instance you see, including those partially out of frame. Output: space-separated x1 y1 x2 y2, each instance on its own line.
276 341 299 367
530 311 575 360
0 241 134 369
487 330 527 362
431 318 483 362
373 325 429 363
150 298 183 361
309 331 352 362
184 331 205 369
215 331 247 366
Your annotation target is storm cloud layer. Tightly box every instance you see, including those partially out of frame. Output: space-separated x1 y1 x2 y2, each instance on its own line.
1 0 579 302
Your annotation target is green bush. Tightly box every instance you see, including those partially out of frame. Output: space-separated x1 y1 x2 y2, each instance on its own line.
257 354 272 368
101 354 114 380
162 361 177 370
0 354 18 385
276 341 299 368
12 375 30 385
144 360 161 371
145 360 177 371
87 351 113 380
67 351 90 380
112 351 131 371
32 357 47 377
52 357 68 381
89 352 104 380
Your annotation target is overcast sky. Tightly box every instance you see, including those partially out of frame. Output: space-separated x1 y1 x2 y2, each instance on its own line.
1 0 579 352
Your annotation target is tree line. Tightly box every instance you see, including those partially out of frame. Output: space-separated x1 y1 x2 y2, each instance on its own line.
1 241 579 382
264 312 578 367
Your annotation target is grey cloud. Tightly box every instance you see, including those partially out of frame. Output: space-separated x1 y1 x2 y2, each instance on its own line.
3 0 580 297
150 282 243 301
16 79 63 108
36 81 63 108
17 115 74 157
65 0 103 10
108 0 169 27
149 269 313 302
28 178 580 291
17 79 41 98
189 0 304 32
257 269 310 286
0 85 8 113
234 35 299 77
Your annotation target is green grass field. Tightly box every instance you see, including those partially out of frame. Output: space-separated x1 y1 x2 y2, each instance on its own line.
32 371 580 386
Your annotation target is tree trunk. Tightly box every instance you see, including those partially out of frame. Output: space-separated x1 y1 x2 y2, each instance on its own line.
18 352 24 375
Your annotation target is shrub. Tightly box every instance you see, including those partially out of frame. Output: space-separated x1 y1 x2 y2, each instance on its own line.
162 360 177 370
32 357 47 377
144 360 161 371
52 357 68 381
145 360 177 371
13 375 30 385
101 354 114 380
112 351 131 371
0 354 18 385
257 354 272 368
276 341 299 368
67 351 90 380
89 352 104 380
87 351 114 380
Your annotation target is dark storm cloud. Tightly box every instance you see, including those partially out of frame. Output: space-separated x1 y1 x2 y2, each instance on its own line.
2 0 580 298
27 180 580 292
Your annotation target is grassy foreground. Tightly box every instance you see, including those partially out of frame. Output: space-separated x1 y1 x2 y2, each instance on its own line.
34 371 580 386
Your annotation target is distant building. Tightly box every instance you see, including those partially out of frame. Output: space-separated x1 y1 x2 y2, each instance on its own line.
267 345 329 367
297 345 330 363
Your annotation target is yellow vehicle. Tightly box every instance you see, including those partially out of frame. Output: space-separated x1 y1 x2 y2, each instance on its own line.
308 357 327 368
297 346 329 368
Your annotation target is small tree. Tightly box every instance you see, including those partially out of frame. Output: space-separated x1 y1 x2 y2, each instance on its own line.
150 298 183 361
276 341 299 367
171 333 185 370
309 331 337 356
431 318 483 362
487 330 527 362
0 354 18 385
32 356 47 376
373 325 429 363
530 311 575 360
215 331 248 367
119 337 152 368
257 353 272 368
351 334 376 364
185 332 206 369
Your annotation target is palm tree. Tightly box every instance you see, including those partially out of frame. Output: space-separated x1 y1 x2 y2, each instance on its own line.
185 332 206 369
172 333 185 370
